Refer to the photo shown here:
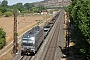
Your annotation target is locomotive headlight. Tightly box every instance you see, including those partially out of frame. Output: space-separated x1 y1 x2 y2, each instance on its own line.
29 37 35 44
30 37 35 40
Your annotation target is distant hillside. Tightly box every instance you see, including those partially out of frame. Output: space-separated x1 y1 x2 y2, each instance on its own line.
34 0 71 7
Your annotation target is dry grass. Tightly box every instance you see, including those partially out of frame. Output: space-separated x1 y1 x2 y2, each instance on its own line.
0 15 43 44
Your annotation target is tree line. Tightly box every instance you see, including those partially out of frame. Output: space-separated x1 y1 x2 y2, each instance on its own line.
66 0 90 60
0 0 47 17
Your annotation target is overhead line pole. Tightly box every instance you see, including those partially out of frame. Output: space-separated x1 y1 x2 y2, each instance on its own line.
13 12 18 54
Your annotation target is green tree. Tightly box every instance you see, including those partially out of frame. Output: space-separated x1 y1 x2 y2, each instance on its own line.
0 28 6 49
1 0 8 6
24 3 30 11
66 0 90 59
15 3 24 12
0 7 7 13
0 11 2 16
24 3 35 12
37 4 46 12
12 3 24 13
0 1 1 5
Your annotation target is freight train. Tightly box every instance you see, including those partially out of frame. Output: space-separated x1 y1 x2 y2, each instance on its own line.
21 11 60 55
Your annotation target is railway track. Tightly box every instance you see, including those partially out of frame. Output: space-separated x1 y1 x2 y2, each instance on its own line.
19 56 32 60
13 10 62 60
40 10 61 60
13 53 34 60
45 18 60 60
31 10 63 60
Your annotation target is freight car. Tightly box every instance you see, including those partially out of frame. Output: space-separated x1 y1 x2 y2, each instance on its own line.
21 26 44 55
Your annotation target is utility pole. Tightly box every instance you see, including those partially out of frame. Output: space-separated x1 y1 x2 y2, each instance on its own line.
13 12 18 54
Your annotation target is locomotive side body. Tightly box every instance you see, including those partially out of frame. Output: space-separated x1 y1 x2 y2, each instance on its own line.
21 26 44 55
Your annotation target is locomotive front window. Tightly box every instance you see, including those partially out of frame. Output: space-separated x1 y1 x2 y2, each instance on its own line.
22 38 34 46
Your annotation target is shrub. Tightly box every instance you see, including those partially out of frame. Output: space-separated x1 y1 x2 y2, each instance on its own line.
0 7 7 13
4 11 12 17
0 28 6 49
0 11 2 16
49 10 53 14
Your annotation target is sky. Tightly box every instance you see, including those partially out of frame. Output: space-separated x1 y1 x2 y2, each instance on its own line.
0 0 44 5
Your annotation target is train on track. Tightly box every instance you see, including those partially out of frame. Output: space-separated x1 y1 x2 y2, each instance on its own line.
21 26 44 55
21 11 60 55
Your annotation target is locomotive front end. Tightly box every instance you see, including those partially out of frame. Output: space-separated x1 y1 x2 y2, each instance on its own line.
21 36 35 55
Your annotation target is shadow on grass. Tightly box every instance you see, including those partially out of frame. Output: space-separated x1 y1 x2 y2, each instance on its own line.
59 29 85 60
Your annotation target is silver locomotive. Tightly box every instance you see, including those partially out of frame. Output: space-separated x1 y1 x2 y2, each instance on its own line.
21 26 44 55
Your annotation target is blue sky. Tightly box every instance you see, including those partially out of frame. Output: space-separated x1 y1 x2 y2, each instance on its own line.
0 0 44 5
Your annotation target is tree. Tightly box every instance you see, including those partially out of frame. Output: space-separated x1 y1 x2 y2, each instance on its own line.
1 0 8 6
13 3 24 12
0 1 1 5
16 3 24 12
0 7 7 13
0 28 6 49
24 3 35 12
37 4 46 12
0 11 2 16
24 3 30 11
66 0 90 59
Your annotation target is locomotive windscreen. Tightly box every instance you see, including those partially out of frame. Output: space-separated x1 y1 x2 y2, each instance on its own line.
22 38 35 46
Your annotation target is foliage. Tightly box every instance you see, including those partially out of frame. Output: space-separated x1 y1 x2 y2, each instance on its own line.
0 28 6 49
1 0 8 6
24 3 35 12
0 0 47 16
0 11 2 16
49 10 53 14
0 7 7 13
37 4 47 12
4 11 12 17
66 0 90 59
13 3 24 12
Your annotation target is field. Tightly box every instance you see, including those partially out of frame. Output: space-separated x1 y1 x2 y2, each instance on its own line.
0 15 47 44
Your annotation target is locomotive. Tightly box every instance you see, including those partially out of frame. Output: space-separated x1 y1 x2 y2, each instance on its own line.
21 26 44 55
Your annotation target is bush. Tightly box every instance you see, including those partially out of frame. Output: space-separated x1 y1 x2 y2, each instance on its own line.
0 28 6 49
0 38 5 49
0 7 7 13
0 11 2 16
49 10 53 14
4 11 12 17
